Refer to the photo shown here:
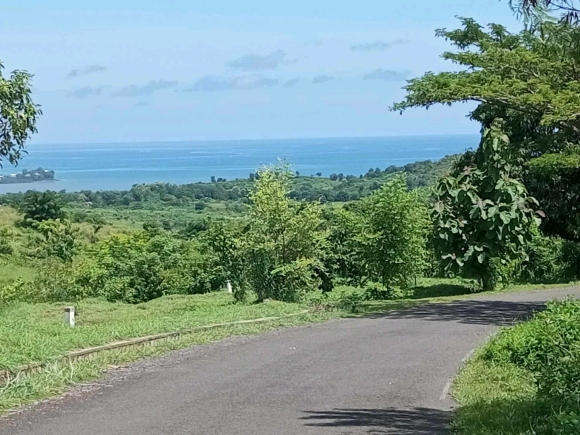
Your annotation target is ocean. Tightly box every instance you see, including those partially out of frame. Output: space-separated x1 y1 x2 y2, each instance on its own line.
0 135 479 194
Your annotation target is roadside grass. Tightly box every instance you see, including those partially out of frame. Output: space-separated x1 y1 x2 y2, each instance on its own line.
0 311 335 413
0 292 312 371
452 299 580 435
452 358 542 435
0 278 577 416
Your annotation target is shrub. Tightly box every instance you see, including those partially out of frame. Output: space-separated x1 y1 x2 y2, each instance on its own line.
0 225 14 255
432 124 540 290
71 231 224 303
561 240 580 282
237 166 328 302
482 299 580 400
18 191 65 226
516 233 580 284
0 260 90 304
520 233 566 283
31 219 80 263
341 175 429 288
361 282 396 301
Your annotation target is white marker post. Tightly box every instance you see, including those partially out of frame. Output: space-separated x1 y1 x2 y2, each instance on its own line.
226 281 233 293
64 306 75 327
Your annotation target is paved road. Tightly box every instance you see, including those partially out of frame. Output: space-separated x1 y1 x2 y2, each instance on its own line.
2 287 580 435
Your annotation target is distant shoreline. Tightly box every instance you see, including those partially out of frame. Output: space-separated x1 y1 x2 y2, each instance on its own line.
0 179 58 185
0 135 477 194
0 168 56 185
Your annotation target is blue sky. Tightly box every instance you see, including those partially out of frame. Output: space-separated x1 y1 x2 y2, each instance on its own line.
1 0 520 144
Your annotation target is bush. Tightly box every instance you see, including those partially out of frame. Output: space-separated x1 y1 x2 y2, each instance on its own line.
235 167 328 302
482 299 580 400
561 240 580 282
520 233 566 283
340 175 429 288
52 231 226 304
516 233 580 284
0 245 225 304
361 282 395 301
0 260 90 304
18 191 65 226
28 219 80 263
0 225 14 255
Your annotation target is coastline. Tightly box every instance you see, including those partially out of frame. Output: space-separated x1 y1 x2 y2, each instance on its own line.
0 180 61 195
0 135 477 194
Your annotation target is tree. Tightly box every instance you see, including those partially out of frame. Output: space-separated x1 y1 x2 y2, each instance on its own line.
241 166 328 302
432 124 541 290
526 151 580 239
508 0 580 23
343 175 429 287
34 219 79 263
392 18 580 138
392 17 580 240
19 191 65 225
0 62 41 167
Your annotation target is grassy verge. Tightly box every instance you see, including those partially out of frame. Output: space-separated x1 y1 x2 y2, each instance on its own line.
452 299 580 435
0 311 336 413
0 292 315 371
0 278 576 416
452 358 541 435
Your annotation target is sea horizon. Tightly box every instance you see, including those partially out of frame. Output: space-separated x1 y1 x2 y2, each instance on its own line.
0 134 480 194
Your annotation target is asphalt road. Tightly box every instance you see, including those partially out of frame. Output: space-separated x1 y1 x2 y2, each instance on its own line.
2 287 580 435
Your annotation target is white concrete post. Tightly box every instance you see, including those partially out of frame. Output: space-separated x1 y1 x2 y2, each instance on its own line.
226 281 232 293
64 306 75 327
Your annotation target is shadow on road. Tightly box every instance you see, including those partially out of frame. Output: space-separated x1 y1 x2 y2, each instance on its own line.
367 300 547 326
301 407 451 434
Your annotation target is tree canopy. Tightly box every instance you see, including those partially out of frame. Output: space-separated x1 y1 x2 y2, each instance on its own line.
392 18 580 139
0 62 41 167
392 17 580 240
509 0 580 22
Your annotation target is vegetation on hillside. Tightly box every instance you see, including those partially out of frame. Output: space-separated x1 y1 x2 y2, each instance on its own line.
0 154 459 208
2 0 580 427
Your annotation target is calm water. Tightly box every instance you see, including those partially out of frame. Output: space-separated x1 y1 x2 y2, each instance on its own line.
0 135 479 194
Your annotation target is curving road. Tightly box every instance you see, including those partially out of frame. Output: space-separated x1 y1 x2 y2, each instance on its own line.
2 287 579 435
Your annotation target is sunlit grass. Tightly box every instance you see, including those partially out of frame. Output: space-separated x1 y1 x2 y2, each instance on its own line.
0 310 335 413
0 292 310 371
452 357 543 435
